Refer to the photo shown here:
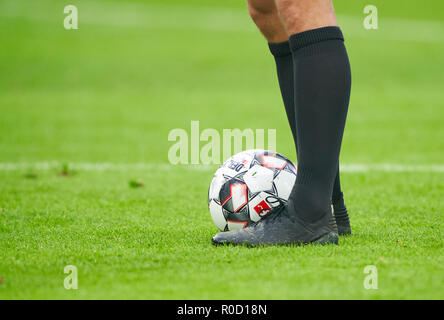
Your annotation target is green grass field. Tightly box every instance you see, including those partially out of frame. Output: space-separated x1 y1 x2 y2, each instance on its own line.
0 0 443 299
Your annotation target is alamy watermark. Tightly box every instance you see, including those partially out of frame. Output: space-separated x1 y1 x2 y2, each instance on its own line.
64 5 78 30
168 121 277 165
363 265 378 290
363 5 378 30
64 265 78 290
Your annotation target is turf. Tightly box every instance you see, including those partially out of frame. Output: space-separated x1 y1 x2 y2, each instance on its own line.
0 0 443 299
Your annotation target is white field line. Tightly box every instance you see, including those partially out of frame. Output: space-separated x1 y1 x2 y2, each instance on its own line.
0 162 443 173
1 1 443 43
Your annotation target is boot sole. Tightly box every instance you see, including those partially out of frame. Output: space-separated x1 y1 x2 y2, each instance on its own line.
313 232 339 245
212 232 339 247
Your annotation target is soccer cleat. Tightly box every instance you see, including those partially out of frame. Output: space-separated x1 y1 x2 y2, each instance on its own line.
332 194 351 235
211 205 339 247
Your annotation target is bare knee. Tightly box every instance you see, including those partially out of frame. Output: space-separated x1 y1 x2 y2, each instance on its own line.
247 0 275 22
247 0 288 43
275 0 337 34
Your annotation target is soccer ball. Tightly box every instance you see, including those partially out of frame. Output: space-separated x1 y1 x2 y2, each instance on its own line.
208 149 297 231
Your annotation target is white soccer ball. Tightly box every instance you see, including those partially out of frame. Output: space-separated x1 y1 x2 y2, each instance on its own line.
208 150 297 231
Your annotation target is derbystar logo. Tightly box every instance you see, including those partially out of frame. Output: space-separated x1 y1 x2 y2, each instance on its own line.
254 200 271 216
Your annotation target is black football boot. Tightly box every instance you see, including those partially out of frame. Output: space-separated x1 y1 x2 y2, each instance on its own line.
211 204 339 247
332 192 351 236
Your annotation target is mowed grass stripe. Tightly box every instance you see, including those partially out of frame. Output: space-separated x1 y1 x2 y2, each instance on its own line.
1 0 444 43
0 162 444 172
0 168 443 299
1 0 443 300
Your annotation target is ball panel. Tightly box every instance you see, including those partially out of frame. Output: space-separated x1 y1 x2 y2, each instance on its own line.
220 150 255 177
273 170 297 201
208 172 226 201
227 220 248 231
215 166 238 180
285 162 297 175
209 199 227 231
231 183 248 213
248 191 282 221
243 165 274 193
225 205 250 231
261 154 287 170
219 179 249 213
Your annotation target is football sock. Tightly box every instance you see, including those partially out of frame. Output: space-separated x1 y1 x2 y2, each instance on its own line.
331 166 343 202
268 38 345 207
287 26 351 223
268 41 297 145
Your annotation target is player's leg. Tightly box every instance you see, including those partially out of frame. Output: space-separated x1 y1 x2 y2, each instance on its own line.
275 0 351 235
247 0 298 160
213 0 351 246
249 0 351 234
275 0 351 229
275 0 337 33
247 0 288 43
332 170 351 235
248 0 297 143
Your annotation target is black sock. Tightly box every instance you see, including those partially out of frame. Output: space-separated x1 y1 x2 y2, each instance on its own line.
332 166 343 202
268 42 298 149
269 39 345 208
287 26 351 222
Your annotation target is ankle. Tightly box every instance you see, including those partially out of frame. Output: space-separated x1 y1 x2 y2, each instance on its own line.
288 185 331 222
332 192 346 211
